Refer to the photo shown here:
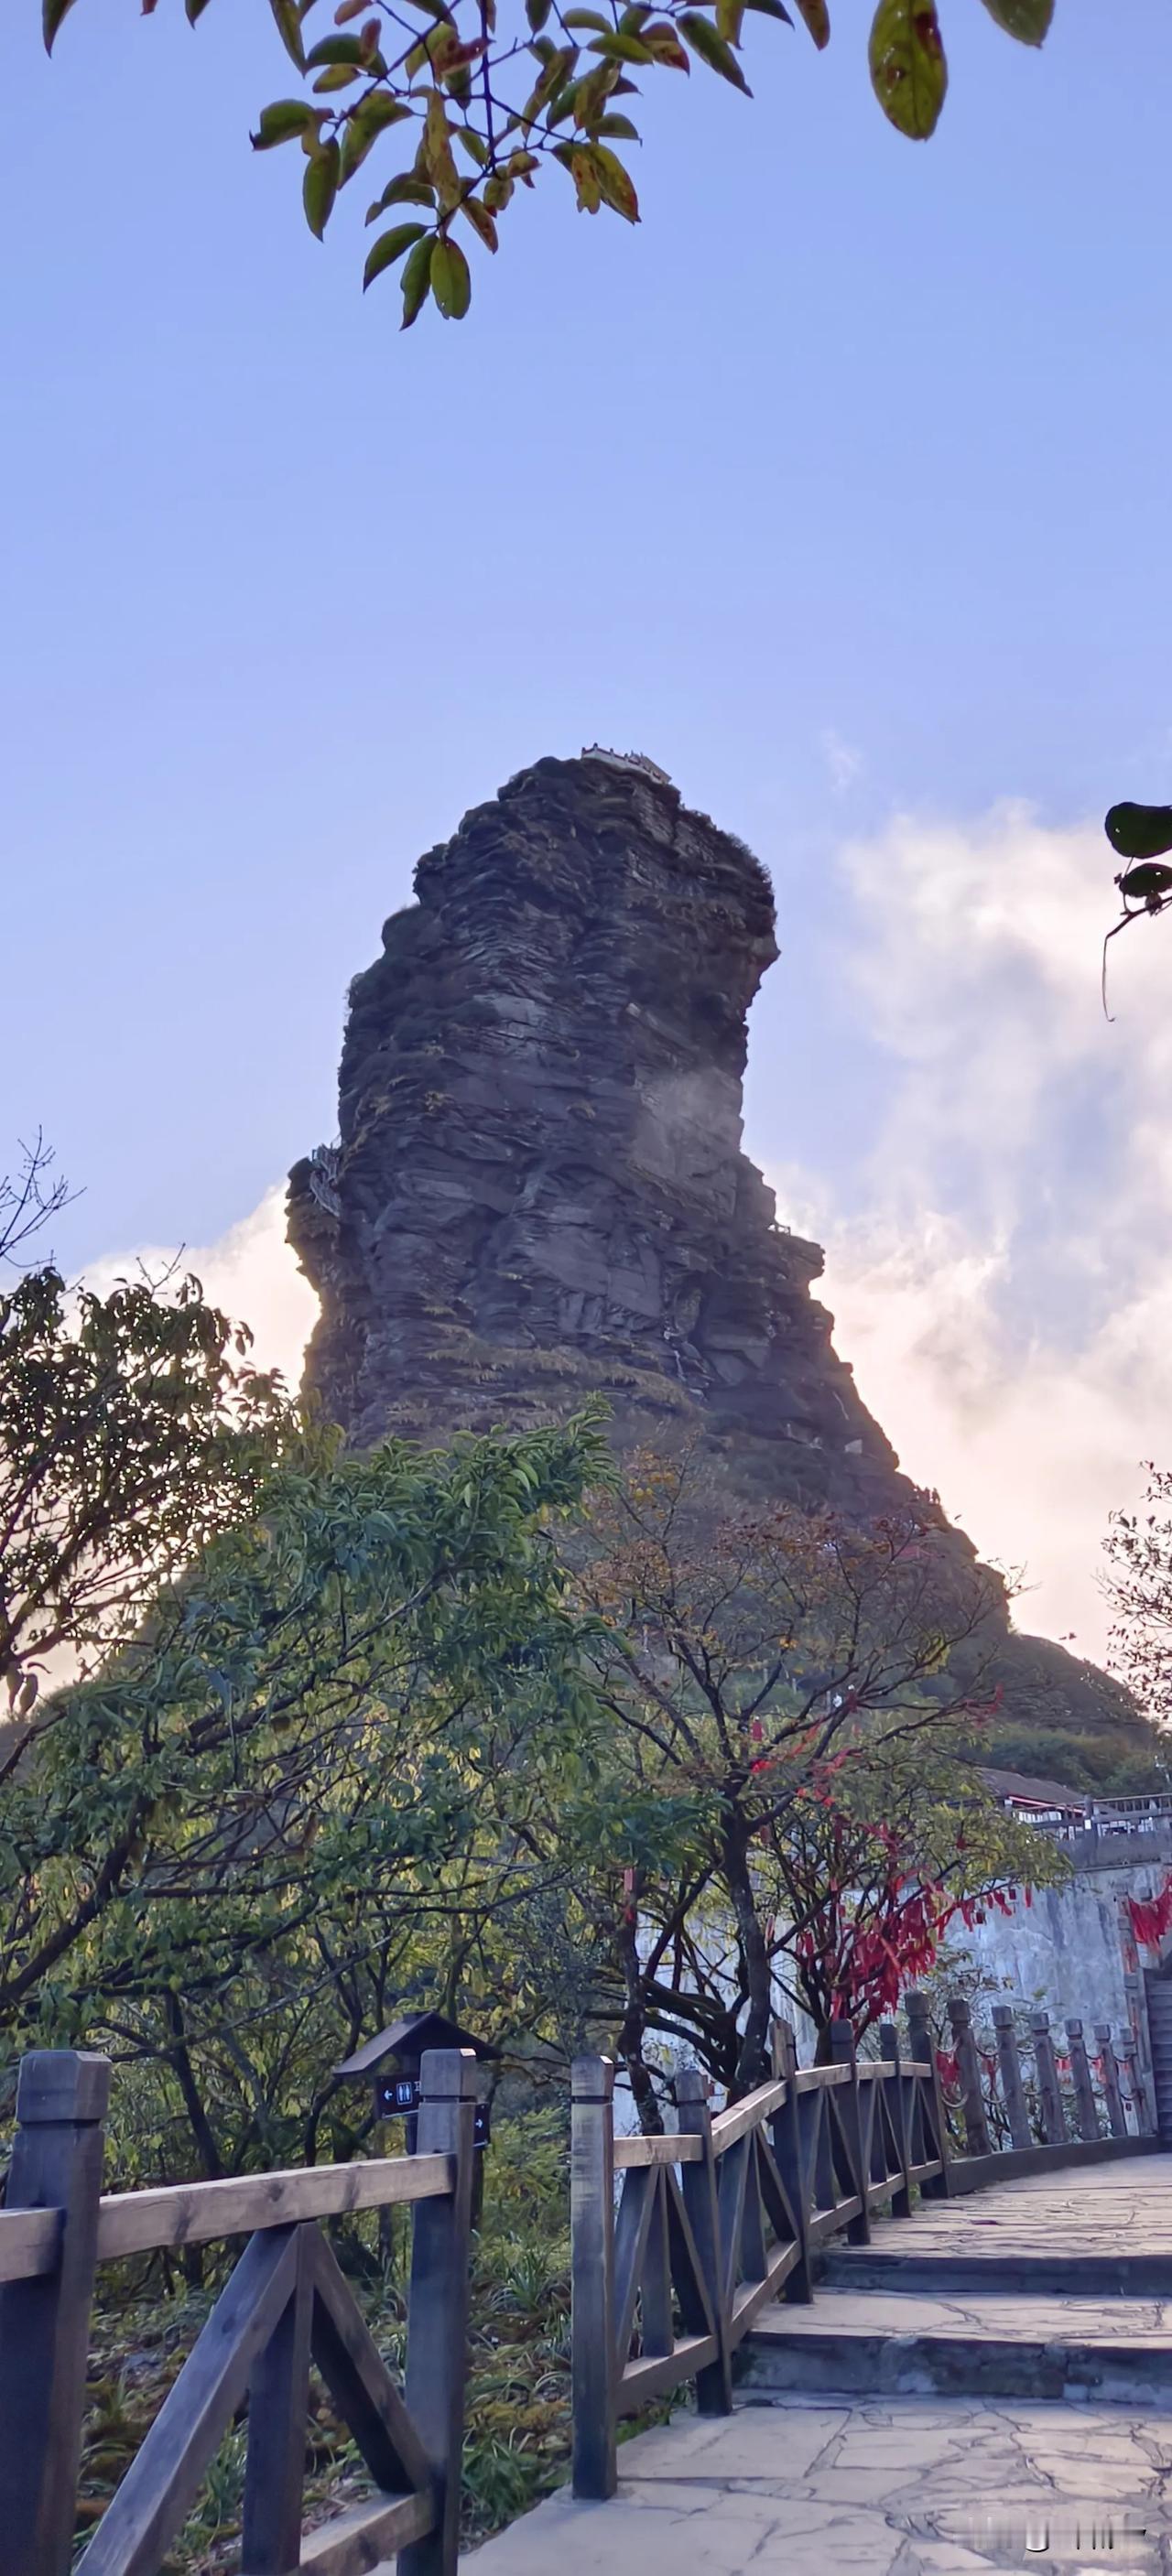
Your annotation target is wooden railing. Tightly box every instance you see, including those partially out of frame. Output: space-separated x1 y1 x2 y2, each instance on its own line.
0 2045 479 2576
570 1989 1157 2498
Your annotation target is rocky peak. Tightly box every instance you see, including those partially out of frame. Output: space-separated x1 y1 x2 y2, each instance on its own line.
288 752 898 1507
287 752 1156 1778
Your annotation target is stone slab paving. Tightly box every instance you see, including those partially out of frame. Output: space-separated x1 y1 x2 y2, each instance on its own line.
462 2397 1172 2574
758 2295 1172 2340
854 2162 1172 2264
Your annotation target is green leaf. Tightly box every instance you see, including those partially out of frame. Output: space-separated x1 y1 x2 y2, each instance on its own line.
868 0 947 137
455 125 490 163
640 19 691 66
268 0 309 74
340 90 413 183
367 173 438 219
430 234 472 317
252 98 318 148
589 139 639 218
595 112 641 135
591 28 655 60
401 232 436 326
364 222 429 287
306 33 368 66
315 63 362 89
186 0 215 20
302 138 341 239
678 11 752 90
563 7 614 24
977 0 1053 38
787 0 827 35
43 0 80 50
461 195 499 251
526 0 553 27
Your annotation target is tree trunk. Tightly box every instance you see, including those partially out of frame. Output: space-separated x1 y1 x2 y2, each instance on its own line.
724 1824 772 2099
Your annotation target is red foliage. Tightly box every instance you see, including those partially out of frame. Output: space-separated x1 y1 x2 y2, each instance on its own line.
1128 1876 1172 1950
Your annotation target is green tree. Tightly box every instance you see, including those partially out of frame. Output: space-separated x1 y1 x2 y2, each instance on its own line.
0 1259 294 1732
0 1404 611 2176
529 1445 1033 2117
46 0 1055 326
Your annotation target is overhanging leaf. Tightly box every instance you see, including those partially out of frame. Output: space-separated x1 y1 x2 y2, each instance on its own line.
868 0 947 138
269 0 309 74
340 91 412 184
303 138 341 238
978 0 1053 38
252 99 317 148
43 0 80 52
366 173 437 219
678 11 752 92
400 233 435 327
430 234 472 317
364 222 429 287
305 33 368 67
788 0 829 40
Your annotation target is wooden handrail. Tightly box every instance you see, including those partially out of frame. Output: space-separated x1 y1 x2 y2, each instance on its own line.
94 2148 454 2262
613 2132 703 2169
0 2048 477 2576
710 2076 787 2154
0 2205 60 2287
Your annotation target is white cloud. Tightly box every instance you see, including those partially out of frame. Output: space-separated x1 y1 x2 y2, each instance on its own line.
820 729 863 796
771 802 1172 1665
83 1187 319 1393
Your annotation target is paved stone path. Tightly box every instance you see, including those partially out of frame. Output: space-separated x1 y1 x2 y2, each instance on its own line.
465 2395 1172 2574
464 2160 1172 2573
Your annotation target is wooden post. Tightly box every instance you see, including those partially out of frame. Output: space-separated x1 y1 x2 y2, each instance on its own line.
676 2070 732 2411
946 1997 993 2158
768 2022 814 2304
992 2005 1032 2150
241 2227 313 2574
570 2055 617 2502
1065 2019 1101 2144
1094 2024 1127 2140
399 2048 478 2576
1030 2010 1066 2146
829 2021 871 2245
0 2049 111 2576
878 2024 912 2218
1117 2037 1147 2136
904 1991 952 2196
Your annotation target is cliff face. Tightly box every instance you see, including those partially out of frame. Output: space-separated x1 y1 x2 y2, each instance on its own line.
288 751 1153 1780
289 752 900 1505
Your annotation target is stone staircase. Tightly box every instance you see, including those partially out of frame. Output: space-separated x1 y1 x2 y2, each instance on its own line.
741 2162 1172 2407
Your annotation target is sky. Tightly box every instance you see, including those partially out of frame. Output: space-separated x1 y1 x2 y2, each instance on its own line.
6 3 1172 1665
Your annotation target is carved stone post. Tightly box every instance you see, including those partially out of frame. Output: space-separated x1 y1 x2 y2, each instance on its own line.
1030 2009 1066 2145
1094 2023 1127 2140
993 2004 1032 2149
1065 2019 1101 2144
946 1997 993 2158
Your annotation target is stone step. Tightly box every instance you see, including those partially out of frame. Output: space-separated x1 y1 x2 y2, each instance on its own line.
742 2290 1172 2403
819 2246 1172 2297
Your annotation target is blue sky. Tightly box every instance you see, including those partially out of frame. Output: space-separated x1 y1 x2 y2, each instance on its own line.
7 3 1172 1658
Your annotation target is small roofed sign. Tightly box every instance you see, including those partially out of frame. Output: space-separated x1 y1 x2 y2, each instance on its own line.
335 2011 498 2153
